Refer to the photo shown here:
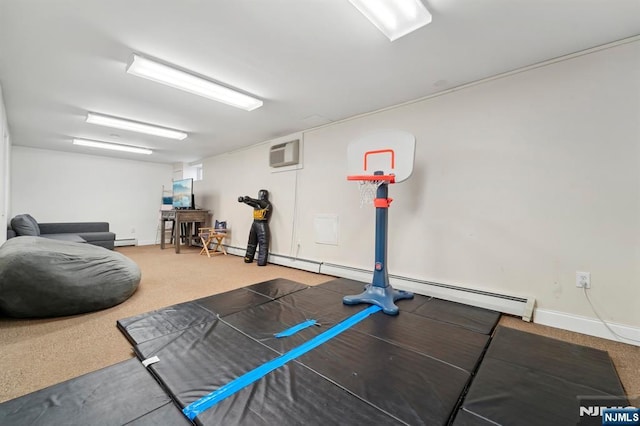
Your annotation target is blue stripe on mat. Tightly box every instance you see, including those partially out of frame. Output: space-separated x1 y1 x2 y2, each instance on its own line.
274 319 317 338
182 305 381 420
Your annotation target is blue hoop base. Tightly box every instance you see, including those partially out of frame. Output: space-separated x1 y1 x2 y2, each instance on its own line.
343 284 414 315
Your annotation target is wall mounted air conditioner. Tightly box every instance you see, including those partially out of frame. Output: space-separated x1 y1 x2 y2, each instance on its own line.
269 139 299 168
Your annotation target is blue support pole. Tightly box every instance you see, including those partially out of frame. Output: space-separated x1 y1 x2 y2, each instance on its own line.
372 181 389 288
343 172 413 315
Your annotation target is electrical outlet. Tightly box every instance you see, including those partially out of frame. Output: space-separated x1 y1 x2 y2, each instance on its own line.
576 271 591 288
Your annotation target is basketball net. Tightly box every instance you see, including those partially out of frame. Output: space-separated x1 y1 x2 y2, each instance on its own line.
355 179 386 207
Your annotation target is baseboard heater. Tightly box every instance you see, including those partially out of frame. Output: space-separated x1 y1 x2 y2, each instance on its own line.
114 238 138 247
225 246 322 273
223 248 534 320
320 263 535 320
267 253 322 273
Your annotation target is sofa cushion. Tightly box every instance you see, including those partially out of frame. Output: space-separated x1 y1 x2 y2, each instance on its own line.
38 222 109 234
10 214 40 236
78 231 116 243
41 234 87 243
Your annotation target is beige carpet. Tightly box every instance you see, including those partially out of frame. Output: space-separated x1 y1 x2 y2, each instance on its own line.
1 244 638 404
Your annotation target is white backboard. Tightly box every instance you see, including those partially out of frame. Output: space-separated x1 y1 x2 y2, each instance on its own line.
347 130 416 183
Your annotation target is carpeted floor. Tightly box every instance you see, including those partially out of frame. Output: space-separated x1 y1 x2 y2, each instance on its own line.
0 244 638 403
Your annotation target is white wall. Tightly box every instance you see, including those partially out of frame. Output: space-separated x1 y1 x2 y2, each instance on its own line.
198 138 300 256
10 147 173 245
198 40 640 330
0 85 10 246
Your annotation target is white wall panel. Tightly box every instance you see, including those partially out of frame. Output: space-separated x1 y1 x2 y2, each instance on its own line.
0 85 10 245
10 147 172 245
197 137 299 257
297 41 640 326
200 40 640 328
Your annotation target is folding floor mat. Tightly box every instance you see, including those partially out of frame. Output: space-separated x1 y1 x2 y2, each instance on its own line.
117 277 500 425
315 278 502 334
0 358 190 426
117 278 309 345
2 277 626 425
453 326 630 426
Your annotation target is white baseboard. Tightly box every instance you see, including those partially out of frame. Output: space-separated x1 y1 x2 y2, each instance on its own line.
136 239 156 246
318 263 370 283
534 308 640 347
319 263 534 319
267 253 322 273
114 238 138 247
226 246 322 273
225 246 245 257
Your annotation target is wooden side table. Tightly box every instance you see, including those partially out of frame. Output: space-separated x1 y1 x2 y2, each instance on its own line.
160 209 210 254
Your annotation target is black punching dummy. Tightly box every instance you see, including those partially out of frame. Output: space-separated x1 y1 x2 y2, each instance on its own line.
238 189 272 266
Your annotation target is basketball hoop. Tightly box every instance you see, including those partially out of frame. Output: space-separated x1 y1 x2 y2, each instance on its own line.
348 174 395 207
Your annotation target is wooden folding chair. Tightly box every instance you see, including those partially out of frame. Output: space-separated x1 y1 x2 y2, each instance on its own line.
198 227 228 257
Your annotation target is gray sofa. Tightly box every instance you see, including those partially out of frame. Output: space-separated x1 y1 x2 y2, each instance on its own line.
7 214 116 250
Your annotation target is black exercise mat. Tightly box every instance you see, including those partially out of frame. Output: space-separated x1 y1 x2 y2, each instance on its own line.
133 316 402 425
0 358 190 426
117 279 306 346
194 287 272 317
245 278 309 299
117 278 308 345
297 328 471 426
134 319 279 410
277 285 355 317
314 277 366 295
460 357 620 426
410 297 500 334
352 309 490 373
112 279 505 425
126 402 193 425
457 326 628 426
484 326 626 396
222 299 328 354
194 361 403 426
451 408 498 426
117 301 217 346
130 286 480 425
225 287 489 372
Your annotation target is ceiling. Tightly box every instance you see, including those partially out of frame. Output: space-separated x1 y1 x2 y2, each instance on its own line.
1 1 639 165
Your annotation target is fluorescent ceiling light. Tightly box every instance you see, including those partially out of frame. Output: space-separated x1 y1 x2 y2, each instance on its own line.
349 0 432 41
126 54 263 111
72 138 152 155
86 112 187 140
